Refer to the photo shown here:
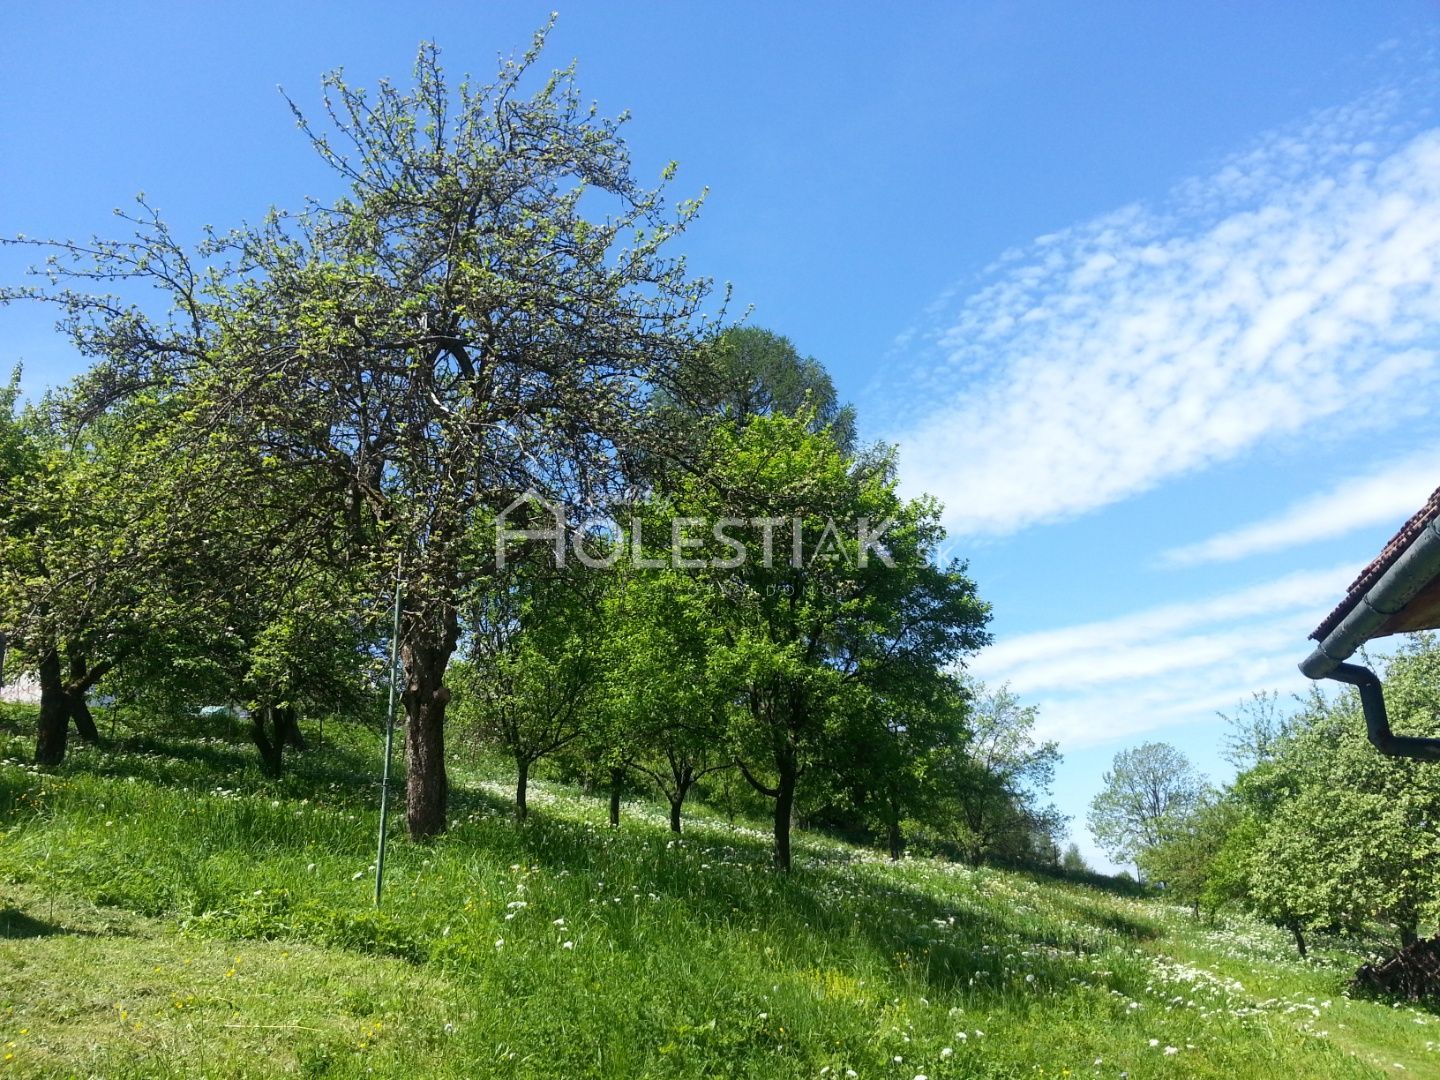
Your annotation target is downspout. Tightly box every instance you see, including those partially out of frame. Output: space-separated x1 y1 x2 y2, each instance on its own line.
1299 517 1440 761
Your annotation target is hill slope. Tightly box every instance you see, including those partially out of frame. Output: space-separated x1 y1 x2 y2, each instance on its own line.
1 720 1438 1078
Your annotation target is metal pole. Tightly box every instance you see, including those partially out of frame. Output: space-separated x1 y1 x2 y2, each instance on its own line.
374 555 404 908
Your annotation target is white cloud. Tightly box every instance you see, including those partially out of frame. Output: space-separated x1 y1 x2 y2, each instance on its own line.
973 564 1357 677
971 563 1360 749
1161 450 1440 566
890 86 1440 537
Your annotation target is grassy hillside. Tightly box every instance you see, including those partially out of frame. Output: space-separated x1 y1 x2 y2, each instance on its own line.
1 717 1438 1079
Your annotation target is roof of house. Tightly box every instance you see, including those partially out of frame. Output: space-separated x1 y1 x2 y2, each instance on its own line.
1311 482 1440 642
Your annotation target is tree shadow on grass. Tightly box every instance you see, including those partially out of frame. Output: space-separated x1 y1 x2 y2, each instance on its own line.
48 724 383 808
0 907 60 938
0 905 120 940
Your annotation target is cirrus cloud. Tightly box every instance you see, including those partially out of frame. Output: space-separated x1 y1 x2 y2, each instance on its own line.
1160 450 1440 567
890 84 1440 537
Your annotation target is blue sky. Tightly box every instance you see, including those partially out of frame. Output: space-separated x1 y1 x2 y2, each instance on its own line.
4 3 1440 869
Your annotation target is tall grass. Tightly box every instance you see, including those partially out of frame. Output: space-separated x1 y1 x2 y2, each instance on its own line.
1 714 1436 1077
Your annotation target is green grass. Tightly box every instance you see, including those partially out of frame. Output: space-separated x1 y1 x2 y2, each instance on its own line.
2 717 1439 1078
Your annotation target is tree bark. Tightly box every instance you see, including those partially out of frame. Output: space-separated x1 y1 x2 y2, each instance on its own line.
887 818 904 861
1400 921 1419 949
737 753 796 871
251 708 283 776
609 767 623 827
66 688 100 744
669 770 694 834
35 648 68 767
1290 922 1307 958
276 704 305 750
773 752 797 872
64 651 101 744
401 612 457 840
516 756 530 821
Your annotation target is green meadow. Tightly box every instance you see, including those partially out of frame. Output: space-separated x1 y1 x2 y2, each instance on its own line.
1 714 1437 1079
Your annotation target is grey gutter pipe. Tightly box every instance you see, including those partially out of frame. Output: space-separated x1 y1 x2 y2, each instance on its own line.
1299 516 1440 761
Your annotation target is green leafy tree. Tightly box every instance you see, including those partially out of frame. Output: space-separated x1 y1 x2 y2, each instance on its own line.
599 569 733 832
1060 843 1090 875
1087 741 1209 873
669 326 857 452
1244 642 1440 951
933 682 1063 867
656 414 988 869
0 396 176 763
1220 690 1297 770
1138 795 1235 918
454 560 607 820
8 29 713 835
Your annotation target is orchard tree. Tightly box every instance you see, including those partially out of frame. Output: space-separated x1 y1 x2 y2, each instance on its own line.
1060 843 1090 875
1138 796 1235 918
1220 690 1297 770
600 569 733 833
1087 741 1209 872
660 414 989 870
455 558 607 821
7 28 713 835
1247 639 1440 950
937 682 1062 866
0 395 173 763
862 684 967 861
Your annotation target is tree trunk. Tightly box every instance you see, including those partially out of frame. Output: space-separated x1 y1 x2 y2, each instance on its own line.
251 709 283 776
401 616 456 840
1290 922 1307 958
516 757 530 821
276 705 306 750
67 688 100 744
64 651 100 744
669 772 693 834
773 752 797 872
35 648 68 767
609 767 623 827
887 817 903 861
1400 921 1420 949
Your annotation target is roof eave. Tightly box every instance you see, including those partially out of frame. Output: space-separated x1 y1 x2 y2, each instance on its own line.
1301 516 1440 680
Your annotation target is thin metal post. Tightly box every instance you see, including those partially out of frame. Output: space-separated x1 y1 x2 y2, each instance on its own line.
375 555 404 908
